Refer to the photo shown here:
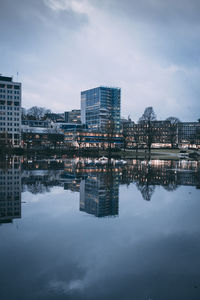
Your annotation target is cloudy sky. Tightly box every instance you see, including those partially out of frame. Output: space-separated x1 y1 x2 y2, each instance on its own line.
0 0 200 121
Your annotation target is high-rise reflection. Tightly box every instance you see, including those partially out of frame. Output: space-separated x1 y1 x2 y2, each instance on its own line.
62 159 120 217
80 171 119 217
0 157 21 224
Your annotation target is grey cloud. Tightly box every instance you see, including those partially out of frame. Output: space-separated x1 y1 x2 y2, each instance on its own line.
94 0 200 25
0 0 199 120
91 0 200 66
0 0 88 53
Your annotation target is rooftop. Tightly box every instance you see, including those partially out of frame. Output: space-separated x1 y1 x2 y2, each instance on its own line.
81 86 121 93
0 75 13 82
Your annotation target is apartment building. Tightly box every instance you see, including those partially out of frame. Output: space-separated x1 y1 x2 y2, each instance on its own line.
0 75 21 147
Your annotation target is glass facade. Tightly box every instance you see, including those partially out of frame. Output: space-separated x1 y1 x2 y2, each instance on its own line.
178 122 200 144
81 86 121 131
80 172 119 217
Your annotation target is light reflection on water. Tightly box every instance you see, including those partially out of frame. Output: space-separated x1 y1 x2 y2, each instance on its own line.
0 157 200 300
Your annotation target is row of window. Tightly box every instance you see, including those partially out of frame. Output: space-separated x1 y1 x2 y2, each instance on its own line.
0 128 20 132
0 112 20 116
0 102 20 107
0 117 20 121
0 196 20 200
0 95 20 100
0 184 20 188
0 106 20 111
0 170 20 175
0 89 20 94
0 120 20 126
0 84 20 89
0 176 20 180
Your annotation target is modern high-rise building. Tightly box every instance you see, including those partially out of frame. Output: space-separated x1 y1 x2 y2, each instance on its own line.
0 75 21 147
81 86 121 131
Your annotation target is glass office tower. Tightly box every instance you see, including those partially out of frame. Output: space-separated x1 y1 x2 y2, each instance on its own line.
81 86 121 131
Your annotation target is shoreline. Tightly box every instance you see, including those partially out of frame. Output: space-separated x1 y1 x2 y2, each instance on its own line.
0 148 199 160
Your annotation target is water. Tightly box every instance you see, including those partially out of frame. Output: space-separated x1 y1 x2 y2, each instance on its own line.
0 157 200 300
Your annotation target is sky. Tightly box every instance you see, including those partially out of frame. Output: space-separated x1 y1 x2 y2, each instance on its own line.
0 0 200 122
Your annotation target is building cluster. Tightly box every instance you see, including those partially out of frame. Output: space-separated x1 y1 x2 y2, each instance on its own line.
0 74 200 150
123 119 200 149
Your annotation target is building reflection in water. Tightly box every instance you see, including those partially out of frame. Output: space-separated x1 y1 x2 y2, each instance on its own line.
14 157 200 218
121 159 200 200
22 159 64 194
62 159 120 217
0 157 21 224
80 171 119 217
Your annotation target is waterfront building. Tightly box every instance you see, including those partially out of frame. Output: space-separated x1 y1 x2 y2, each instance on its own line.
64 109 81 124
22 127 64 149
81 86 121 132
178 122 200 147
0 75 21 147
122 120 172 148
64 130 123 149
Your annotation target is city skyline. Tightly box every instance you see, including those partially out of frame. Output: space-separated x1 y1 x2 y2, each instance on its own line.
1 0 200 122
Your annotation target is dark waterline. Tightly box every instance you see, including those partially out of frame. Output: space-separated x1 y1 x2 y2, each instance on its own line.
0 157 200 300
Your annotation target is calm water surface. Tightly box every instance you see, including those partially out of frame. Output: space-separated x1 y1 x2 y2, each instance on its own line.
0 157 200 300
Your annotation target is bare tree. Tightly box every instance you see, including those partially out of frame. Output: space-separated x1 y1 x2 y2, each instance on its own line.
133 126 140 158
135 164 156 201
166 116 180 148
122 118 134 152
136 183 155 201
105 116 115 159
27 106 51 120
21 107 27 120
122 127 129 152
138 107 157 158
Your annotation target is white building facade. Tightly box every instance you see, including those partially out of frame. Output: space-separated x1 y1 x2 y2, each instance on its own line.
0 75 21 147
